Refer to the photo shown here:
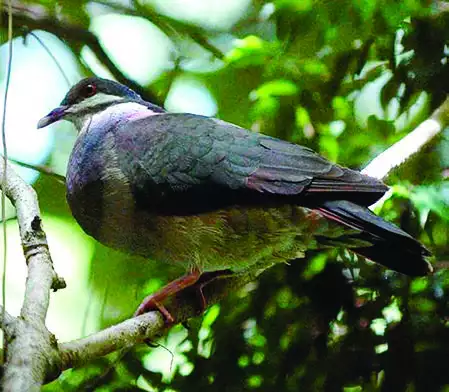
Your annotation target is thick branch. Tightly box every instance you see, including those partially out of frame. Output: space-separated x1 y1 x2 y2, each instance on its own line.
0 159 65 391
0 305 15 326
58 268 258 370
0 305 16 339
60 312 165 369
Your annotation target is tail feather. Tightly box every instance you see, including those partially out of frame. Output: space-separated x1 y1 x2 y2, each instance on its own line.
317 200 433 276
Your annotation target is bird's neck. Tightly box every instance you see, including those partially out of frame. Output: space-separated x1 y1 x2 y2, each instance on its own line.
75 101 161 134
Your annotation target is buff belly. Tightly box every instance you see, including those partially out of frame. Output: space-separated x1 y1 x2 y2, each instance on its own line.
83 202 350 273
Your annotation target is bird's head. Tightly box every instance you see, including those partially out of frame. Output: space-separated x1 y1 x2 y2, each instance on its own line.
37 77 158 130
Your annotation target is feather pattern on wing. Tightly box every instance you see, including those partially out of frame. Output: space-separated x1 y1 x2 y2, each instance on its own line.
113 113 388 214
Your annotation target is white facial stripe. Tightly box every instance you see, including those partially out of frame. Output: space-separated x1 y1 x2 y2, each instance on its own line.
65 93 125 115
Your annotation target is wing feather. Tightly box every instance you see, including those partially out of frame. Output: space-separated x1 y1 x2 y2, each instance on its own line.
115 113 388 212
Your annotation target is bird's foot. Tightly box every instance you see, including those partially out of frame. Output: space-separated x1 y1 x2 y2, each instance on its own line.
134 295 176 324
134 269 234 324
134 269 202 324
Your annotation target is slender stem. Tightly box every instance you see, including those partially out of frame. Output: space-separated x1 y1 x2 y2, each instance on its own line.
8 158 66 183
1 0 13 364
25 32 72 88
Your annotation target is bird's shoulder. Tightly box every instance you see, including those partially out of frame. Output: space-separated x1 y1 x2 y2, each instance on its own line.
114 111 319 167
113 112 261 175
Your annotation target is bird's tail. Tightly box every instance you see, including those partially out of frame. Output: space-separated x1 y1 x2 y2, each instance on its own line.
316 200 433 276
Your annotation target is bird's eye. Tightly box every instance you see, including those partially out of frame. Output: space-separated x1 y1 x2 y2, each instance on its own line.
84 84 97 97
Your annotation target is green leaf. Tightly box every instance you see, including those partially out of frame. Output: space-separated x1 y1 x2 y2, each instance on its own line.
303 254 328 280
410 278 428 294
390 184 412 199
295 106 311 128
275 0 313 12
409 298 436 313
319 134 339 162
302 60 329 76
202 304 220 328
332 96 351 119
251 79 299 99
226 36 278 67
410 184 449 222
251 96 280 118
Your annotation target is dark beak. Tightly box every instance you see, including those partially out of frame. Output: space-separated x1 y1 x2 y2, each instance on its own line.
37 105 69 129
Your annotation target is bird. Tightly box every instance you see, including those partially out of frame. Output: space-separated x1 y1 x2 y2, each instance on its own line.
38 77 432 321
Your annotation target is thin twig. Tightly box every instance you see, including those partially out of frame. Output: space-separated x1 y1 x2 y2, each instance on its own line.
1 0 13 365
93 0 225 60
24 31 72 88
60 312 165 369
0 7 160 105
8 158 66 183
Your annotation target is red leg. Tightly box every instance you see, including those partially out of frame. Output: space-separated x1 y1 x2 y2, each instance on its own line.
190 269 235 314
134 269 202 323
135 269 235 324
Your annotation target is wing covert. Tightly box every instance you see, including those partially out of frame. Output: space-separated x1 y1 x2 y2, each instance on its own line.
114 113 387 213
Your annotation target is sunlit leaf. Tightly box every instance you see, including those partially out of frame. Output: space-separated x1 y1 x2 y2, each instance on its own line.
251 79 298 99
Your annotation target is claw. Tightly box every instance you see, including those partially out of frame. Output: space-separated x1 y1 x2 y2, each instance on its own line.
134 295 175 324
134 269 202 324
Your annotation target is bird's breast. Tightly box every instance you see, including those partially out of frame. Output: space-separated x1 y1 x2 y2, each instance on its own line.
66 127 138 244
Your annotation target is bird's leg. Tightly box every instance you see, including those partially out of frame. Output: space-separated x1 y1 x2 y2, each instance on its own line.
134 269 202 323
193 269 234 311
134 269 234 324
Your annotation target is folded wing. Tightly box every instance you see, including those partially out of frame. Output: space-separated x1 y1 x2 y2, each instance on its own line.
116 113 388 213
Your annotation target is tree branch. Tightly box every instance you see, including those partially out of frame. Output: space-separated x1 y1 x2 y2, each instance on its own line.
93 0 225 60
8 158 65 183
1 5 160 105
59 312 165 369
58 268 258 370
0 305 16 339
362 96 449 180
0 159 66 391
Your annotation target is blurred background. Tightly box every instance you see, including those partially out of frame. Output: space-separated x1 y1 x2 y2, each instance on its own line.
1 0 449 390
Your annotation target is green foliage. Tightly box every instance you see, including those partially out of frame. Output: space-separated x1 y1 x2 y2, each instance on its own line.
226 36 278 67
13 0 449 390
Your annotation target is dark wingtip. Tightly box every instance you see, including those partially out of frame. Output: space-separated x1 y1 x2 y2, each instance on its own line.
354 244 433 277
318 200 433 277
